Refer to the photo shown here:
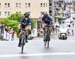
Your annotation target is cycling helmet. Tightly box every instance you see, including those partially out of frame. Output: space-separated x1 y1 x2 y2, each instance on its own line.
24 12 30 18
44 13 48 18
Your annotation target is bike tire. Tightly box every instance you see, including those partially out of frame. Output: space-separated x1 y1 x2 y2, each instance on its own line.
21 37 25 54
44 26 51 48
47 41 49 48
21 30 26 53
21 45 24 54
44 41 46 47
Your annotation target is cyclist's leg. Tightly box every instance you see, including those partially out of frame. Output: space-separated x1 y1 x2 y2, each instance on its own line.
46 26 51 48
43 28 45 41
26 35 28 42
18 30 22 47
43 26 47 47
25 30 29 43
25 25 31 42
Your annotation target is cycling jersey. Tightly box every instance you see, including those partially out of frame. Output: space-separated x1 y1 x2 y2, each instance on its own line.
20 18 31 29
42 16 52 25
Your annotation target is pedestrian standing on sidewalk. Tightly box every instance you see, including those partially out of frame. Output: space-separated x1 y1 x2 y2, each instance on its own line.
1 24 4 36
14 32 18 40
7 27 11 40
4 26 8 40
0 23 2 39
10 28 14 41
54 22 60 34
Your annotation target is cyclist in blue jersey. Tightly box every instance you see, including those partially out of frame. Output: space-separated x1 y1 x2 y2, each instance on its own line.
42 13 52 28
42 13 53 48
18 12 31 47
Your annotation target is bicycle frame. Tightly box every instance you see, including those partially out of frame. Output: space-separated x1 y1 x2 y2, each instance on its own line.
44 25 51 48
21 30 26 53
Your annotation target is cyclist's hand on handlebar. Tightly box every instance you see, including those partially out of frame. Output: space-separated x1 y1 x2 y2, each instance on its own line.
18 29 21 33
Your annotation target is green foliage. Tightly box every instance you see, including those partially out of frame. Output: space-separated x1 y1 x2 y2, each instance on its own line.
0 13 36 35
8 13 23 22
0 18 19 32
58 17 62 24
31 18 36 30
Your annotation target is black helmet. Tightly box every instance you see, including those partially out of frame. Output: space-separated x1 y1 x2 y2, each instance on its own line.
24 12 30 17
44 13 48 18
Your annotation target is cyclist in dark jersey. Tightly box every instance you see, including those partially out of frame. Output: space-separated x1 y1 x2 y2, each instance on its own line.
42 13 52 42
18 12 31 47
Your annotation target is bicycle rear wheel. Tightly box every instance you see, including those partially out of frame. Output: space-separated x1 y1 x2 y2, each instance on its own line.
47 41 49 48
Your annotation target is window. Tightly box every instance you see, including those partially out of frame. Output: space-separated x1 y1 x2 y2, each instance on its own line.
40 3 42 7
25 3 31 7
16 3 21 7
0 3 1 7
16 11 21 14
5 11 7 16
40 3 47 7
25 3 27 7
59 3 61 7
5 3 7 5
4 3 10 7
8 12 10 16
8 3 10 7
49 3 52 6
16 3 18 7
49 10 52 13
5 3 7 7
28 3 30 7
16 11 18 14
19 3 21 7
4 11 10 16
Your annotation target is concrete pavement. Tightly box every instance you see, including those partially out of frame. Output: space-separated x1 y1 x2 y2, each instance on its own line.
0 23 75 59
0 36 75 59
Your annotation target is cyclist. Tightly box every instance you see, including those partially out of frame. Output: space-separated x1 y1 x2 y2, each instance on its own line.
18 12 31 47
42 13 52 42
42 13 52 26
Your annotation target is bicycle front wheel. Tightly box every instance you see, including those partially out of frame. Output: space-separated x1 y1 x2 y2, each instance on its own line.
21 44 24 54
47 41 49 48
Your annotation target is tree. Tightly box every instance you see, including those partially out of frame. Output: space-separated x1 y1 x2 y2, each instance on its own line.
0 13 35 33
58 17 62 24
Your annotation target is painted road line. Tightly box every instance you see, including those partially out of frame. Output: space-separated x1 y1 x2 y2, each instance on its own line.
1 52 75 57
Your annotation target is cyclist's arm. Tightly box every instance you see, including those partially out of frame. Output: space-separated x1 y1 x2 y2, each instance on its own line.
18 19 23 32
48 17 53 25
41 17 47 28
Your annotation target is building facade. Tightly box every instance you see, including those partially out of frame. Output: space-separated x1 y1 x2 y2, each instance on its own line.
49 0 55 22
72 1 75 13
54 0 65 22
0 0 50 18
